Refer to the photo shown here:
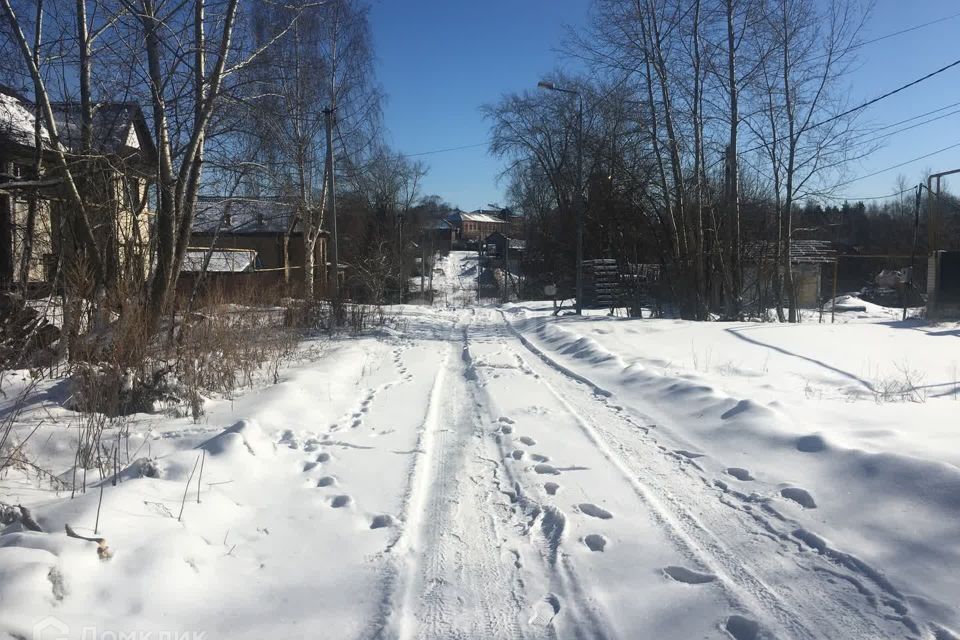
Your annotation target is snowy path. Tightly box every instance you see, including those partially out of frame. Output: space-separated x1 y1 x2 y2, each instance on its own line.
386 317 527 639
367 304 917 638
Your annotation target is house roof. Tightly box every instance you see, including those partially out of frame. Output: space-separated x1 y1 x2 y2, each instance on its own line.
744 240 837 264
0 86 154 161
193 197 295 235
423 218 454 230
452 210 507 224
182 248 257 273
49 101 155 158
484 231 526 251
192 197 330 237
0 86 51 150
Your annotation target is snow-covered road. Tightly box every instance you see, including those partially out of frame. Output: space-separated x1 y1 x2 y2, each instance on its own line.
3 251 957 639
370 304 921 640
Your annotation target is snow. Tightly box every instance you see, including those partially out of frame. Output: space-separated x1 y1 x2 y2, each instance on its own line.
0 91 49 147
2 251 959 639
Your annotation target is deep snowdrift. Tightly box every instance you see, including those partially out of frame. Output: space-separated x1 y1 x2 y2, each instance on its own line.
506 304 960 636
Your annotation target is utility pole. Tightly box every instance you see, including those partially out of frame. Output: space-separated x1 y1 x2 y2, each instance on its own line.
574 94 584 315
477 232 481 303
324 107 339 302
906 184 922 321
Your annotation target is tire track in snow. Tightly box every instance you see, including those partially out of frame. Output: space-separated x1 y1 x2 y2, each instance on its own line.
376 322 527 639
498 310 919 639
464 327 617 640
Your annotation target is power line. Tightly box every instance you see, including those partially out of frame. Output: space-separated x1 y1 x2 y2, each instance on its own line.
830 140 960 192
861 100 960 135
809 56 960 130
818 186 914 203
854 10 960 50
406 36 960 162
406 142 488 157
850 107 960 148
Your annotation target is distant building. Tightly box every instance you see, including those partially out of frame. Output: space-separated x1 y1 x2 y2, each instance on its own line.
189 197 328 289
421 218 455 255
742 240 837 309
447 209 507 244
484 231 525 257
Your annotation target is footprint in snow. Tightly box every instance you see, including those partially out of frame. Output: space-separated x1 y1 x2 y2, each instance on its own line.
726 467 753 481
533 463 560 475
316 452 331 463
499 425 513 434
303 461 319 472
528 593 562 627
316 476 336 487
662 565 716 584
518 436 536 446
780 487 816 509
370 514 395 529
577 503 613 519
498 417 515 425
544 482 560 496
279 430 300 449
330 495 353 508
796 434 827 453
530 453 550 463
674 449 705 459
512 449 525 460
724 614 767 640
583 534 607 552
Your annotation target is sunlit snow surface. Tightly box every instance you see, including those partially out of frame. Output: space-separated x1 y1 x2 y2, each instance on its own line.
1 252 958 639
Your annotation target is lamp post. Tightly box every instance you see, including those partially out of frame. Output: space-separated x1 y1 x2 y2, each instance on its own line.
538 80 583 315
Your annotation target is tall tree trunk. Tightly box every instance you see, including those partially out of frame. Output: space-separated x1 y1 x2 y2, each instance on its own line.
644 1 690 315
691 0 707 319
782 4 798 323
725 0 742 319
18 0 43 293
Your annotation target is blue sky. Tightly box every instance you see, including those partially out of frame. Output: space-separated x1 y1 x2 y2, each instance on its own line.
369 1 960 209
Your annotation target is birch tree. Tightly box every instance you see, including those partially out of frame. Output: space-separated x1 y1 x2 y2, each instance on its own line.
747 0 867 321
246 0 379 298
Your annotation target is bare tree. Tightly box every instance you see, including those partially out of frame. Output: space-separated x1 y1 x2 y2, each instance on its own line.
0 0 270 331
746 0 868 321
244 0 380 299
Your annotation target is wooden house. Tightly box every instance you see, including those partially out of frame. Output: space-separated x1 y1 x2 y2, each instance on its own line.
189 197 329 291
0 85 156 291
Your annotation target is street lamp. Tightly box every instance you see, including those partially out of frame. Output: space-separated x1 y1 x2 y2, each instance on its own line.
538 80 584 315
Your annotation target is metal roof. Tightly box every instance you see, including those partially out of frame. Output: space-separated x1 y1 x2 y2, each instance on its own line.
193 197 312 235
182 248 257 273
452 210 508 224
744 240 837 264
